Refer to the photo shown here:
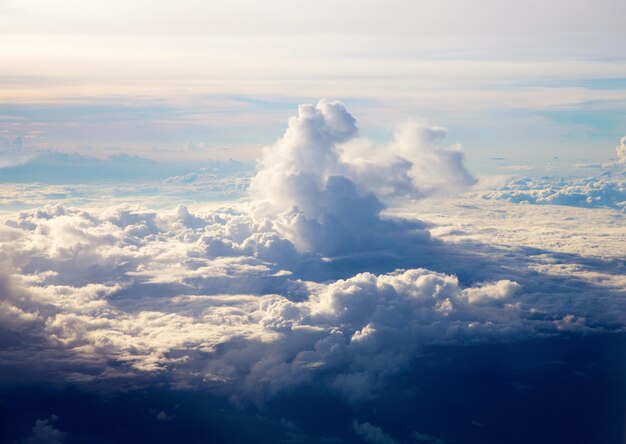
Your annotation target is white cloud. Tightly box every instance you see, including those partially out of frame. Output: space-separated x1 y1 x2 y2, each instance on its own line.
616 136 626 164
481 176 626 211
0 197 621 401
0 201 534 399
250 100 473 255
0 137 33 169
0 102 623 405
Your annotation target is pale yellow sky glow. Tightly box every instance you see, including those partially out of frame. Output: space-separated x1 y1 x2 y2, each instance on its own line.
0 0 624 161
1 0 625 104
2 34 626 105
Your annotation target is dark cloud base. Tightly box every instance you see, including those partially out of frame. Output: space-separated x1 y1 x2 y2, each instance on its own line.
1 333 624 444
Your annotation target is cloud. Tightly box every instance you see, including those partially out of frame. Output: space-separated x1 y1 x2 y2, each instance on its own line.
0 198 620 403
388 120 476 191
482 176 626 211
0 202 531 400
0 101 623 408
20 416 66 444
250 100 473 255
0 136 34 169
353 421 399 444
616 136 626 164
0 179 251 214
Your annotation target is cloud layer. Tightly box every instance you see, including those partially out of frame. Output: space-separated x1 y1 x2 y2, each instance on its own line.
0 202 528 401
0 101 624 407
482 176 626 211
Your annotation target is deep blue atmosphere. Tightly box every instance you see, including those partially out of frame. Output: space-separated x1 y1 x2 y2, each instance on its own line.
2 334 624 443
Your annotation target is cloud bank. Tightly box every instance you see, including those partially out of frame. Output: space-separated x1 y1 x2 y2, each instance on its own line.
482 176 626 211
0 203 528 401
0 101 623 407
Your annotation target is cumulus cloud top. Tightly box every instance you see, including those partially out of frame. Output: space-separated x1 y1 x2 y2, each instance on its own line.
250 100 474 255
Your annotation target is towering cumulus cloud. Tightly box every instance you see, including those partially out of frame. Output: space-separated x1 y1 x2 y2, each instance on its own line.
251 100 474 255
0 101 622 410
250 100 387 255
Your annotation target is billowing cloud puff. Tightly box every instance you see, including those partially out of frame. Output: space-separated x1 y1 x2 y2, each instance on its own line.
250 100 473 255
251 101 359 217
389 120 476 191
251 100 390 255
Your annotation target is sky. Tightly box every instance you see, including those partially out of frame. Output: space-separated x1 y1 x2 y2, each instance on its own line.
0 2 625 444
1 0 625 166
